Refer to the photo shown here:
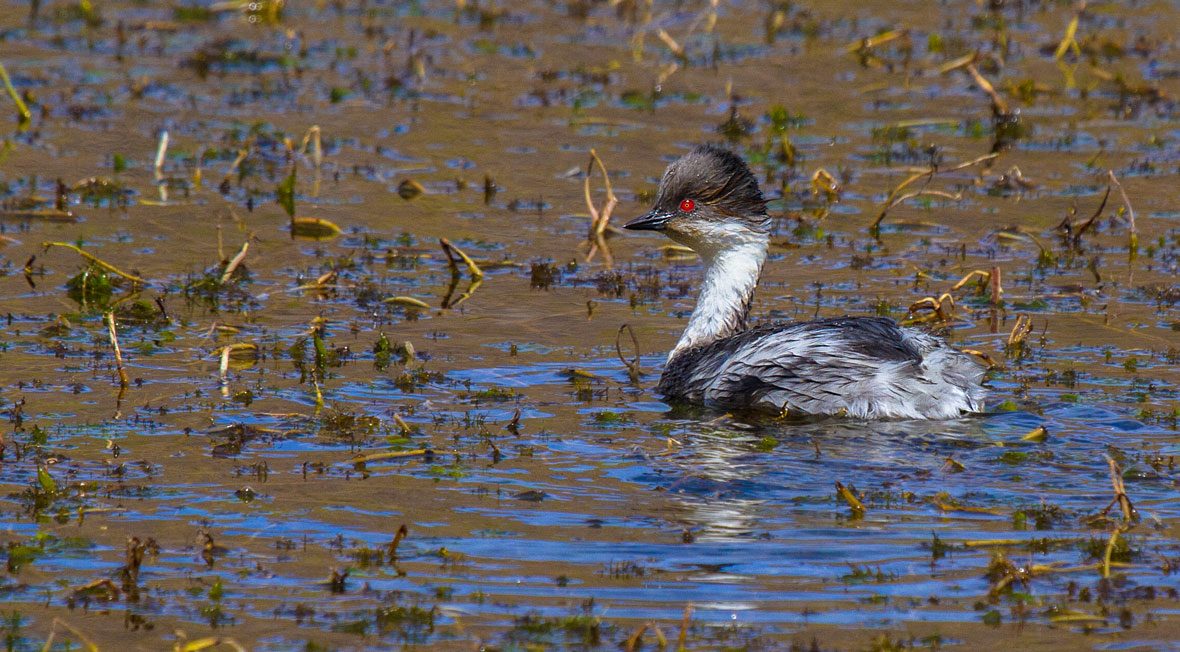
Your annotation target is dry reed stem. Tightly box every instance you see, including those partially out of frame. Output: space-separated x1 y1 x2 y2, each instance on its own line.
937 53 977 74
106 312 129 388
193 151 203 189
964 63 1010 116
959 348 997 369
1053 5 1084 60
41 617 100 652
351 449 431 463
989 265 1003 304
0 208 74 220
1048 612 1106 624
873 153 998 228
995 229 1053 258
221 147 250 186
439 238 484 280
614 323 641 381
656 29 684 58
299 125 323 168
945 152 1003 173
835 481 866 515
933 493 1005 515
810 168 839 199
174 637 248 652
656 62 679 86
1101 527 1121 579
387 524 409 560
0 62 31 125
220 240 249 284
845 28 907 53
72 577 121 599
583 149 619 265
1037 561 1128 575
704 0 718 33
154 130 169 181
647 0 720 66
1021 425 1048 442
1007 314 1032 347
219 345 231 384
1103 455 1138 523
950 269 990 292
652 624 667 648
906 292 955 323
585 149 618 238
311 375 323 412
893 188 960 206
624 623 648 652
446 276 482 309
1067 185 1110 244
1104 169 1132 236
939 53 1010 116
42 241 146 284
385 296 430 309
677 605 692 651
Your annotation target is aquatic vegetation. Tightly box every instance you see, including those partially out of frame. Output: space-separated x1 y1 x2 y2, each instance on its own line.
0 0 1177 649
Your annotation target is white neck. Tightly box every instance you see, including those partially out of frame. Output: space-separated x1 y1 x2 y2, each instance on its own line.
669 225 768 359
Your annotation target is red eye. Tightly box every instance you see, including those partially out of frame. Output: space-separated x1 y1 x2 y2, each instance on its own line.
679 198 695 213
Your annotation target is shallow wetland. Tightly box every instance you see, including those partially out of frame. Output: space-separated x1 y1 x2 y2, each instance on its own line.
1 0 1180 649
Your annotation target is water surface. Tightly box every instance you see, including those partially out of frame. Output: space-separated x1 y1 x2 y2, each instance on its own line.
1 1 1179 649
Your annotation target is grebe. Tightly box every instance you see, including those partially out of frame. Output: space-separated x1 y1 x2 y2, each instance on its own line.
624 144 986 419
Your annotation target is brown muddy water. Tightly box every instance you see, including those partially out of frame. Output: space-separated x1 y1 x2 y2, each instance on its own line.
1 0 1179 650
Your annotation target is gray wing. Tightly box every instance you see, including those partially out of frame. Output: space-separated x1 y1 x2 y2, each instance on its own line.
659 317 985 419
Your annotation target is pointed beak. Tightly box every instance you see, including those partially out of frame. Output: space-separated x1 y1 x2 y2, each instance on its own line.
623 209 673 232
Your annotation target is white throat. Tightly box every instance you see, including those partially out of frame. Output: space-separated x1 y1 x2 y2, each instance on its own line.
669 224 768 359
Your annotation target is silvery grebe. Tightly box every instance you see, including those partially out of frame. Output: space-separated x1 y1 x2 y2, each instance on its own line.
624 144 986 419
